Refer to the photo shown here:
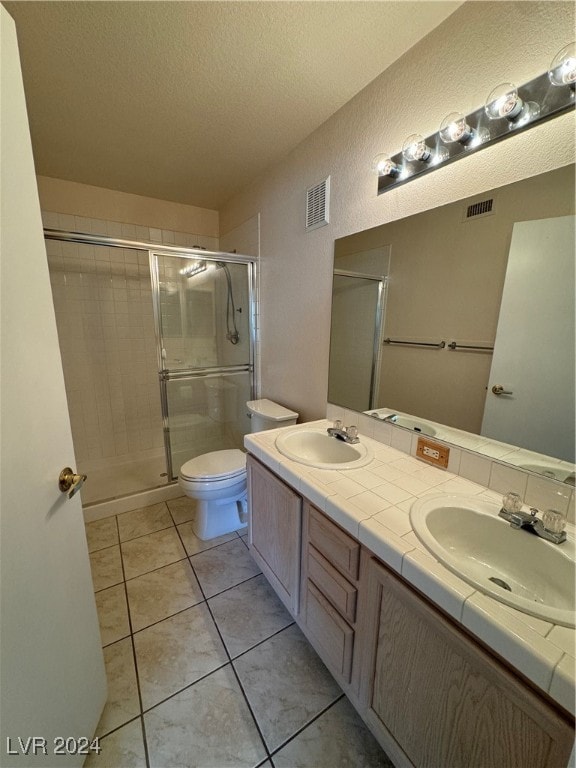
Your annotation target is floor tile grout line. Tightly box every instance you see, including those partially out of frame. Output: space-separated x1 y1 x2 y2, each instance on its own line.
119 521 175 545
267 693 346 759
181 528 245 557
90 516 149 765
115 513 151 768
139 660 231 716
122 552 190 584
89 507 371 767
93 713 141 742
130 595 207 637
139 714 151 768
202 597 274 764
123 554 192 585
202 569 265 602
228 621 297 664
180 536 274 763
115 500 173 543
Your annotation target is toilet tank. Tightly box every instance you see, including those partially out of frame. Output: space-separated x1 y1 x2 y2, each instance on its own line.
246 399 298 433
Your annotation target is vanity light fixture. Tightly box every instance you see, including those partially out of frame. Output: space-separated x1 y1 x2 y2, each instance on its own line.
548 41 576 88
375 42 574 195
179 260 207 279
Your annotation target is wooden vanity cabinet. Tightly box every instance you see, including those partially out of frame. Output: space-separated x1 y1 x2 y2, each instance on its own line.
299 502 366 697
247 455 302 614
359 556 575 768
246 454 574 768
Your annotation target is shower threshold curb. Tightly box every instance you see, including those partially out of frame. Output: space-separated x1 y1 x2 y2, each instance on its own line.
83 482 183 522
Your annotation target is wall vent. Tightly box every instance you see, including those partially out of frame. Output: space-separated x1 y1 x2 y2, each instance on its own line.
462 197 495 222
306 176 330 231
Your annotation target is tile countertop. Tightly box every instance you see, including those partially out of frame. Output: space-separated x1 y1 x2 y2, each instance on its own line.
245 420 576 716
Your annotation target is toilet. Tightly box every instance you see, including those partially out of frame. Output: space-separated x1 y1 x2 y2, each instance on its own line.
178 398 298 540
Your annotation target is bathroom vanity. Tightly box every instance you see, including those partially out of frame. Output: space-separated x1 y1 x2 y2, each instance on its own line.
245 423 575 768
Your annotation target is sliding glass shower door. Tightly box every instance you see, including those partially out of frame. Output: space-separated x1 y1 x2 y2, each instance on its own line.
328 272 386 412
152 253 255 480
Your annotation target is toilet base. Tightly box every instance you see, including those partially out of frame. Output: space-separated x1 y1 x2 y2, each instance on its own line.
193 495 248 541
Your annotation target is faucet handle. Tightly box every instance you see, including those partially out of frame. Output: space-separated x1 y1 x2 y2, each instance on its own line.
346 425 358 440
541 509 566 534
333 419 342 430
502 491 523 515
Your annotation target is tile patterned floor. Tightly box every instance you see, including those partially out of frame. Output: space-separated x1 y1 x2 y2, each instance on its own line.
85 497 393 768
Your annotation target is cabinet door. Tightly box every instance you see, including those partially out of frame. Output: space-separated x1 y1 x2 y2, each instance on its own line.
360 558 574 768
247 455 302 614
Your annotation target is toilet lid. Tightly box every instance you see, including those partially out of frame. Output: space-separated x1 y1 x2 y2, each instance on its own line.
179 449 246 481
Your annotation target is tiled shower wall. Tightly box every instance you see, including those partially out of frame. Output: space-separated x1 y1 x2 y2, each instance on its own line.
43 210 218 470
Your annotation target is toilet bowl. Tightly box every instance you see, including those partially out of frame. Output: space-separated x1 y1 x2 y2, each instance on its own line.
178 398 298 540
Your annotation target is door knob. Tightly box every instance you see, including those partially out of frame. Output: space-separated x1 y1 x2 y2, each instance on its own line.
491 384 513 396
59 467 87 499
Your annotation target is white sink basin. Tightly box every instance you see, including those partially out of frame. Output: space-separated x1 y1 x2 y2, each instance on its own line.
410 494 575 627
368 412 437 436
519 463 576 485
392 416 437 437
275 428 372 470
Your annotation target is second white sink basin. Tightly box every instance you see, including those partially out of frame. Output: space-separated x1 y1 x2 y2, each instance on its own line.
275 428 372 470
392 415 437 437
410 494 575 627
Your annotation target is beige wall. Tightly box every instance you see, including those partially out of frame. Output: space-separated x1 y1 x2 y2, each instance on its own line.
219 1 575 423
37 175 219 237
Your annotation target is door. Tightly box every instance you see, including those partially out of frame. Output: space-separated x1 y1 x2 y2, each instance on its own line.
481 216 575 462
0 9 107 766
247 456 302 615
152 253 254 479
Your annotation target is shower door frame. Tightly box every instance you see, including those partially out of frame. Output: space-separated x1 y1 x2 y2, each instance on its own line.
149 250 257 482
331 269 387 411
44 229 258 487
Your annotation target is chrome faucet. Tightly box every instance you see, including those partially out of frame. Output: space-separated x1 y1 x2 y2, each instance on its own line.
327 421 360 444
498 492 567 544
368 412 397 422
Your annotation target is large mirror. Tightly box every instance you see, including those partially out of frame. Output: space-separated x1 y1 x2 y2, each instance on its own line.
329 165 575 481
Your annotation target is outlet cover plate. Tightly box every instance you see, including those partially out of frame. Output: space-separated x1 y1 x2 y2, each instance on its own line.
416 437 450 469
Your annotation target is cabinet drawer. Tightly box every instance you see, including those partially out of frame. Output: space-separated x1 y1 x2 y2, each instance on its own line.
307 545 357 623
304 580 354 683
308 504 360 581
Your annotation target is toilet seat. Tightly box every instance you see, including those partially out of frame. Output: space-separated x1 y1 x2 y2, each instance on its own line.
179 449 246 483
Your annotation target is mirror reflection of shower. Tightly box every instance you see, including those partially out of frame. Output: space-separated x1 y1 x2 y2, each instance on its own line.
179 259 240 345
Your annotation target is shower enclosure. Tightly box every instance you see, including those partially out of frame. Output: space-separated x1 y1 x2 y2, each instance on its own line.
152 252 254 480
45 229 255 506
328 271 386 412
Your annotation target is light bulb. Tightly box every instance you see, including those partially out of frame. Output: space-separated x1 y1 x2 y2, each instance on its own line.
485 83 524 120
439 112 474 144
371 153 399 177
549 42 576 87
484 82 539 127
402 134 431 162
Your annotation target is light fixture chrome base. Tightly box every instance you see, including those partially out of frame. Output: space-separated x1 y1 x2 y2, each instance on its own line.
377 71 574 195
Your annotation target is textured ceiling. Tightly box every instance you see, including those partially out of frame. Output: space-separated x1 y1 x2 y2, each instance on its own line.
5 1 463 210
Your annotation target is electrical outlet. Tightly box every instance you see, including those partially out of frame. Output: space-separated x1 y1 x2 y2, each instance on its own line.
416 436 449 469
